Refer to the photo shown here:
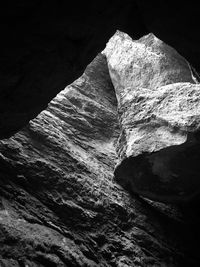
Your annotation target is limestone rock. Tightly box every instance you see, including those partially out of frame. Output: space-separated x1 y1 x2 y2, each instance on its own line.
1 53 200 266
103 31 200 202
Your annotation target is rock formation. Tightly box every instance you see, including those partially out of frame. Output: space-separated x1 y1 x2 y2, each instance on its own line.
103 31 200 202
1 33 200 266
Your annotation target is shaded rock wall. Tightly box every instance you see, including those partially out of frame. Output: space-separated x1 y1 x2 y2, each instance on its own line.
1 51 200 266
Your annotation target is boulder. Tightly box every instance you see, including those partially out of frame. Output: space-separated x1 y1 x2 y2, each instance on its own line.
103 31 200 202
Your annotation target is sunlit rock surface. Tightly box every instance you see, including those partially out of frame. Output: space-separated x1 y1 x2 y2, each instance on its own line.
0 52 200 266
103 31 200 202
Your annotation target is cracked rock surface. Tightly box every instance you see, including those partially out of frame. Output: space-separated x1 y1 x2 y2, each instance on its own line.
0 35 200 266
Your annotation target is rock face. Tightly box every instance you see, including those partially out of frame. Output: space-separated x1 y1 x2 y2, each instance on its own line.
103 31 200 202
1 48 200 265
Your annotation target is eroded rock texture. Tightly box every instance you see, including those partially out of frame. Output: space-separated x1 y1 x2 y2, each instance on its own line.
104 31 200 203
1 51 200 266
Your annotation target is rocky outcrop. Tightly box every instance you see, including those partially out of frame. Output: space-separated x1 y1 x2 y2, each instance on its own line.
103 31 200 202
1 46 200 265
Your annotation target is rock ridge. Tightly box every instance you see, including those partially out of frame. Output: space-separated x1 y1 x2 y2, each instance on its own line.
1 32 200 266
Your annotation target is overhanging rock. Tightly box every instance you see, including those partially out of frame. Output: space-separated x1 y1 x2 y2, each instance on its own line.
103 31 200 202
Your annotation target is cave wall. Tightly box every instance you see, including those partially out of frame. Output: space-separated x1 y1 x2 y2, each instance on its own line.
1 1 200 266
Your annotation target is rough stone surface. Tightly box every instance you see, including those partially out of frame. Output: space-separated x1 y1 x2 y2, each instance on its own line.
1 53 200 266
103 31 200 202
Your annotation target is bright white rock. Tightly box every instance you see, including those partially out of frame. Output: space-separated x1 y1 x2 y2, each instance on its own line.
104 31 200 202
